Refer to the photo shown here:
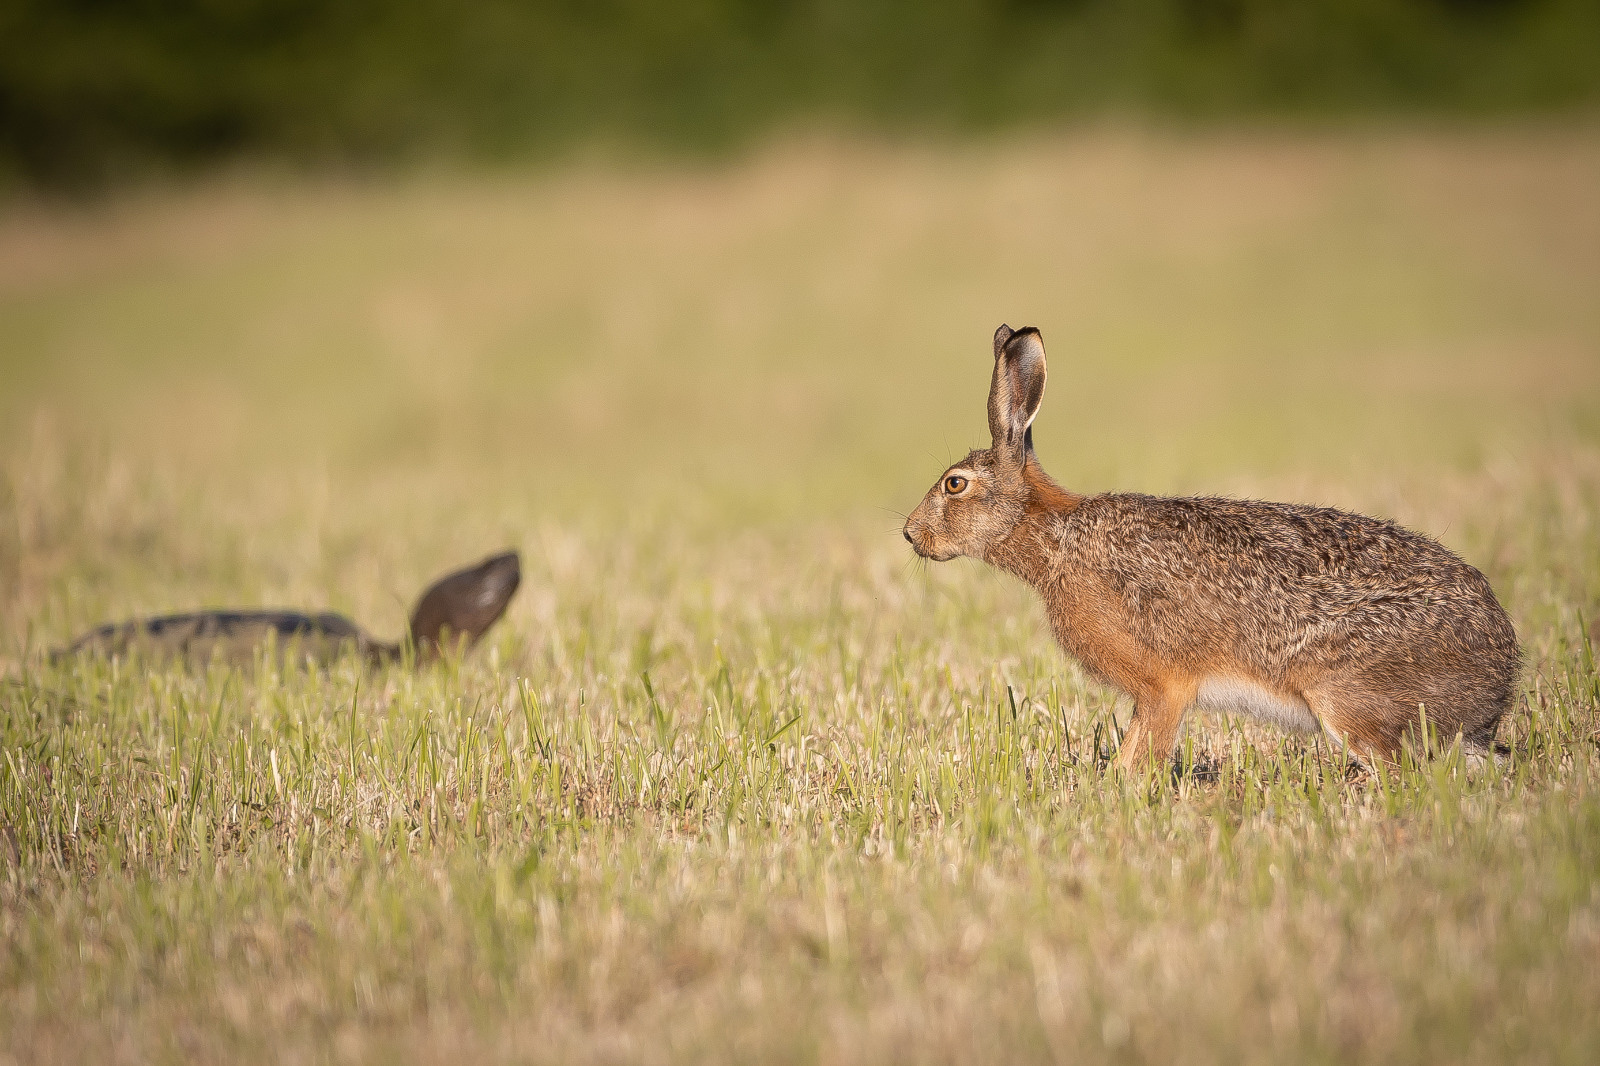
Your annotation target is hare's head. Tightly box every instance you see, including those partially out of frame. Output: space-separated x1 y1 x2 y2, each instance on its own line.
904 325 1048 562
409 550 521 659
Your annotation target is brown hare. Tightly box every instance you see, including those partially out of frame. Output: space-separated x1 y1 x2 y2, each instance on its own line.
55 550 521 667
903 325 1520 770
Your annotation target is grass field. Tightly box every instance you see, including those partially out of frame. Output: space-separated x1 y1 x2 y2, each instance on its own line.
2 127 1599 1064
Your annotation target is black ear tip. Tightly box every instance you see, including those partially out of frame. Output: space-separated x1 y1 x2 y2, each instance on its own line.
1003 326 1044 358
992 323 1014 357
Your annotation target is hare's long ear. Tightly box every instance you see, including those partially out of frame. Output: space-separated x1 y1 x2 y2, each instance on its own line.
987 325 1047 460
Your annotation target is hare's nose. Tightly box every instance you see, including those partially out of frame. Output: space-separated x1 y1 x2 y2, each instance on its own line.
902 527 914 544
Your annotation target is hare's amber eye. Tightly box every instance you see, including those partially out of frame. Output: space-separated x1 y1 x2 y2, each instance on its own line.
944 475 968 494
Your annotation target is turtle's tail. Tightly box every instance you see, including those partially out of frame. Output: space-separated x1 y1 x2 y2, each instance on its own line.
407 550 521 661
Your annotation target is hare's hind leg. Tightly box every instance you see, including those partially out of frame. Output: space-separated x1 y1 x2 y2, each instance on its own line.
1114 678 1200 773
1303 684 1407 767
1307 659 1512 768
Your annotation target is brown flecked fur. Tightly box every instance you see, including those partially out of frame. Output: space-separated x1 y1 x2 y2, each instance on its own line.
904 325 1521 770
55 551 521 667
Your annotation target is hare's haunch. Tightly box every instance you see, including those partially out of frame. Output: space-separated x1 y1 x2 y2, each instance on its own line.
903 325 1520 769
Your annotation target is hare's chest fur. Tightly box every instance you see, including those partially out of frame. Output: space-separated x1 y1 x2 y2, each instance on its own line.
1195 675 1320 733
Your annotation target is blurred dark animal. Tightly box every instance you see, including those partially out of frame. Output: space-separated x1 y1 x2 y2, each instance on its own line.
903 325 1520 769
55 551 520 666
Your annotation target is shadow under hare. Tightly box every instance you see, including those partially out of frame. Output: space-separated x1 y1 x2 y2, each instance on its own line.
903 325 1520 771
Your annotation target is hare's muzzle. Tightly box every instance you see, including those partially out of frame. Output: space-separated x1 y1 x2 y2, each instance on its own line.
902 515 952 561
902 518 923 555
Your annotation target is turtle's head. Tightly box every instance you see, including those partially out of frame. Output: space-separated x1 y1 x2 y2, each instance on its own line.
408 550 521 660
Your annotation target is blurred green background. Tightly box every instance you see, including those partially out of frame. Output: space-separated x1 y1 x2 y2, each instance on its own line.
3 0 1598 634
3 0 1599 188
3 0 1599 621
3 128 1597 648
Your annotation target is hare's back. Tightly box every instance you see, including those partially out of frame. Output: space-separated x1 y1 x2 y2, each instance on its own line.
61 610 368 663
1067 494 1515 666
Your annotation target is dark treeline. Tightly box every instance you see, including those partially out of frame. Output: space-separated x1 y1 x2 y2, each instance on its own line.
2 0 1597 187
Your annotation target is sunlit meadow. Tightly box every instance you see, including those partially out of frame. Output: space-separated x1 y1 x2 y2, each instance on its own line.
2 128 1598 1064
